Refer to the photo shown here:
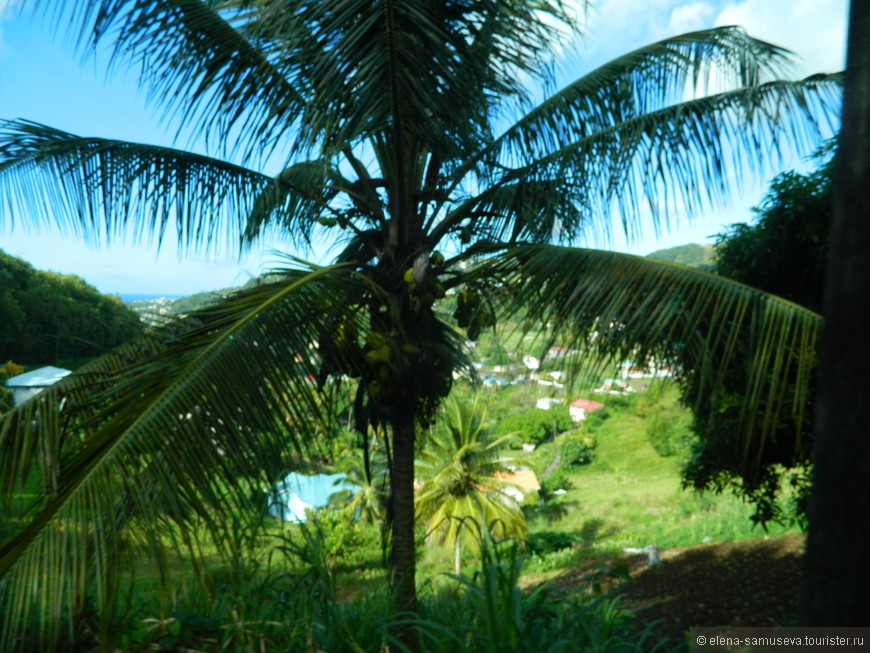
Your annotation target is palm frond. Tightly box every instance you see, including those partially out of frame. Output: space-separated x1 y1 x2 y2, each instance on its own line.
415 395 525 548
0 264 369 650
0 120 303 253
477 245 820 480
242 160 352 249
28 0 308 162
442 74 841 246
491 26 796 165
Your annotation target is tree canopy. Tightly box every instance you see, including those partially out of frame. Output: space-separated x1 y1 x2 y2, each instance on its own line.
714 143 833 313
679 146 833 525
0 1 841 649
0 249 144 368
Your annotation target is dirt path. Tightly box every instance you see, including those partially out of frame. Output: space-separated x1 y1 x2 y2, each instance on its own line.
553 533 806 645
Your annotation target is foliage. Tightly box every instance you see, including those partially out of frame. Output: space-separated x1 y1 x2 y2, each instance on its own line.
540 469 574 495
10 532 663 652
495 408 574 446
559 431 597 467
168 290 233 316
714 142 833 313
646 409 694 458
336 443 390 527
413 537 664 653
0 250 144 367
527 530 577 556
0 361 23 415
680 143 834 524
416 396 526 573
0 1 842 648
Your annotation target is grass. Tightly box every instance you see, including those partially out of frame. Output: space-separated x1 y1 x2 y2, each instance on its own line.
479 382 802 584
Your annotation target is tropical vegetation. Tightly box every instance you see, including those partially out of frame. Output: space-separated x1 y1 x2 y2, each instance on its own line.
679 145 833 525
0 0 842 649
415 395 525 574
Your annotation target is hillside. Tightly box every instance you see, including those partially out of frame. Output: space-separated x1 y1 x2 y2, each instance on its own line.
124 276 280 324
646 243 715 269
0 249 144 368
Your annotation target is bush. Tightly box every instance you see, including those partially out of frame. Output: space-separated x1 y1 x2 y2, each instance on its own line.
560 432 596 467
527 530 577 556
646 410 694 458
540 469 573 494
495 408 573 445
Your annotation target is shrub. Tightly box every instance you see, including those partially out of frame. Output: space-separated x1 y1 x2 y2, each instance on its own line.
495 408 573 446
540 469 573 495
527 530 577 556
646 410 694 458
560 432 596 467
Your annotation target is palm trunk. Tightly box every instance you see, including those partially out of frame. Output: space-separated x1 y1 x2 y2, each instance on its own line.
801 0 870 625
454 532 461 576
390 407 419 650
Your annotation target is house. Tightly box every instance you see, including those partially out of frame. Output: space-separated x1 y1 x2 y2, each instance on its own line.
266 472 359 522
494 469 541 502
3 366 71 406
569 398 605 423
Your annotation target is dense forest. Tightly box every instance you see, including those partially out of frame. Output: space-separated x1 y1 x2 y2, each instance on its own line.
0 249 144 369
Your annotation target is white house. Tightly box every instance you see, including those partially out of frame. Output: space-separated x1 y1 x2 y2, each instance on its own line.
522 355 540 370
4 366 71 406
535 397 564 410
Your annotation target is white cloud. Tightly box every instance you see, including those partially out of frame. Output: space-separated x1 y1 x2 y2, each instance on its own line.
667 1 716 33
573 0 847 79
715 0 848 77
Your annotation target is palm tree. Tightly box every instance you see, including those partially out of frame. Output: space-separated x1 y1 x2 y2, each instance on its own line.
337 440 389 527
415 395 525 575
0 1 841 649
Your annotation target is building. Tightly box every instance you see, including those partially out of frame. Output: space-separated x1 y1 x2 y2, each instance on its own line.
494 469 541 502
569 398 605 423
3 366 71 406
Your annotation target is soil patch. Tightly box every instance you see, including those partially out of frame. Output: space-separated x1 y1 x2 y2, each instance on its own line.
553 533 805 646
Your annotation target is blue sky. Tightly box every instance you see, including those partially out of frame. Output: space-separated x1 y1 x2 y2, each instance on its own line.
0 0 848 296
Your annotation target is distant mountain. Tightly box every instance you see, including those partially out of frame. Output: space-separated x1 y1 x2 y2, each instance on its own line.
646 244 715 269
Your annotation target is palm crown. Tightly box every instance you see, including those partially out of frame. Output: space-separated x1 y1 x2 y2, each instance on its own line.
0 1 840 649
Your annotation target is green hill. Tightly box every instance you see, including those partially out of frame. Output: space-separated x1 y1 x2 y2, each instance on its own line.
646 243 715 269
0 249 144 368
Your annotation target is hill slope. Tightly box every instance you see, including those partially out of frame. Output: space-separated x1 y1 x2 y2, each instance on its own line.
646 243 715 269
0 249 144 367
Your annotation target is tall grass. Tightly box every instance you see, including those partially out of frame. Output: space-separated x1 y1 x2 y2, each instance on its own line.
9 518 671 652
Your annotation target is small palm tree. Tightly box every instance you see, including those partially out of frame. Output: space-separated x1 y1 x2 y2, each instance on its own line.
0 1 840 649
416 395 525 575
337 443 389 527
